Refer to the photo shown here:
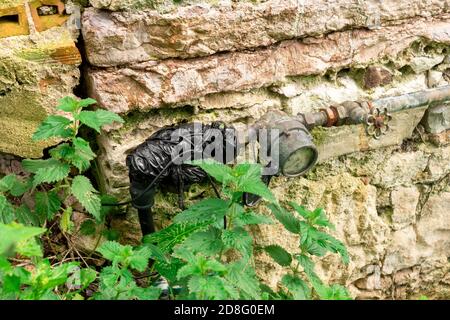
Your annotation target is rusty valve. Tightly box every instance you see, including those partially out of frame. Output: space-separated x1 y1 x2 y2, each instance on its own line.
365 107 392 139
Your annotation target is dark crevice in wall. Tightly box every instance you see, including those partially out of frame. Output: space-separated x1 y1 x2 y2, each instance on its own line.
73 30 89 99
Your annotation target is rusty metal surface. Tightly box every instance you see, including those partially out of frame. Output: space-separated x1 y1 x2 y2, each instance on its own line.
365 107 393 139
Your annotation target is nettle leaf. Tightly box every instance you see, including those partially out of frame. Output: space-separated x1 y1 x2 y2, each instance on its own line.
97 241 129 263
77 110 124 133
10 179 31 197
32 159 70 186
268 204 301 234
177 255 227 280
35 191 61 220
234 211 273 226
315 283 352 300
296 254 316 277
143 243 168 263
71 137 96 172
235 164 276 203
71 175 101 220
189 159 234 184
15 204 40 226
79 268 97 290
264 244 292 267
154 257 185 284
0 174 31 197
131 286 161 300
187 275 228 300
2 274 21 295
16 236 43 258
173 198 229 225
226 259 261 299
181 227 223 256
315 231 349 264
32 115 73 141
281 274 311 300
128 247 153 272
0 174 16 192
301 234 327 257
297 220 349 264
78 98 97 108
221 227 253 258
22 159 57 174
0 194 15 224
50 139 95 172
143 221 210 253
0 222 46 257
49 143 74 160
289 202 334 229
56 96 79 112
97 265 121 287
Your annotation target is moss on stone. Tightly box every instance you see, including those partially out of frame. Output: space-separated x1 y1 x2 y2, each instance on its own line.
310 126 328 146
0 0 26 10
0 29 80 158
0 88 58 157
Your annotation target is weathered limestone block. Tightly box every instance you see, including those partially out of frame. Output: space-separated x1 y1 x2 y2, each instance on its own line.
390 186 420 230
382 190 450 277
0 26 81 157
422 103 450 133
86 16 450 113
256 144 449 299
82 0 450 66
89 0 206 12
416 192 450 252
281 72 430 115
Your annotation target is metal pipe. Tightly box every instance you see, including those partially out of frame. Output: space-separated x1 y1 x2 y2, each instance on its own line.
372 85 450 113
297 85 450 130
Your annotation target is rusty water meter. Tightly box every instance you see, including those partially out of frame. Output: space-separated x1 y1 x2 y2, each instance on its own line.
254 110 319 177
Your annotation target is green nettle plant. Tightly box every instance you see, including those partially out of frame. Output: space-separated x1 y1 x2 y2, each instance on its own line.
141 161 351 300
0 96 352 300
0 96 124 229
94 241 161 300
0 223 97 300
262 203 350 300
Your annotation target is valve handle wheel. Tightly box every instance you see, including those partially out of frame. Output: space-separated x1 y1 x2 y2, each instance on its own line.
365 107 392 139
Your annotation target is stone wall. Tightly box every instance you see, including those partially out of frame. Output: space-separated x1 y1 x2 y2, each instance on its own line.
1 0 449 299
82 0 450 299
0 0 81 157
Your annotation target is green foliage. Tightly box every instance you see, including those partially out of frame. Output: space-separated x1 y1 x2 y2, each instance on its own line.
95 241 161 300
77 110 124 133
142 161 277 299
265 201 351 300
0 96 123 228
140 161 349 300
35 191 61 221
0 222 96 300
71 176 101 220
264 245 292 267
32 115 73 141
1 107 351 301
